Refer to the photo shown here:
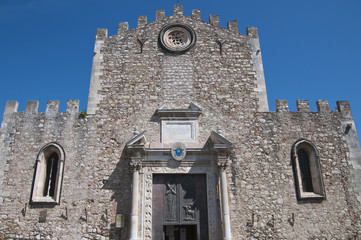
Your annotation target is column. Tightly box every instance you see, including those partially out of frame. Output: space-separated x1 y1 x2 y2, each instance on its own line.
218 156 232 240
129 157 142 240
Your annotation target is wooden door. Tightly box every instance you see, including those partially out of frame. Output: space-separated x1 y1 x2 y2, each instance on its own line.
152 174 208 239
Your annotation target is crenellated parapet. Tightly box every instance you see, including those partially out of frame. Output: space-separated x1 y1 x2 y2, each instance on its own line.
1 99 80 129
272 98 361 207
275 99 353 115
0 99 81 207
3 99 79 116
94 4 259 41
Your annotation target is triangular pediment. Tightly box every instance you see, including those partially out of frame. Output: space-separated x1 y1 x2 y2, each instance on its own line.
126 131 147 148
207 131 232 151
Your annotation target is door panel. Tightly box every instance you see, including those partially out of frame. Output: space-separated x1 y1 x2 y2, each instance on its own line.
152 174 208 239
164 225 197 240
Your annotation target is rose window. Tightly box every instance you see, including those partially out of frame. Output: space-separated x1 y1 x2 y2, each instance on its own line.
159 24 196 53
168 31 187 47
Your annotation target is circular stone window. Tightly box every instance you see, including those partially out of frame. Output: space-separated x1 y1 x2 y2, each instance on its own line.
159 24 196 53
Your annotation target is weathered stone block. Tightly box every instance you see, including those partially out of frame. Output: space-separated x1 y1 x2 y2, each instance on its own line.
316 100 330 112
3 101 18 115
137 16 147 27
227 20 238 34
192 9 201 21
45 100 59 115
96 28 108 40
117 22 128 35
209 15 219 26
25 100 39 114
156 9 165 21
297 99 310 112
247 26 258 38
276 99 289 112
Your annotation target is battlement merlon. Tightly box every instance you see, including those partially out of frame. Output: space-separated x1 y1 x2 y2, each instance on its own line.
67 99 80 114
209 15 219 27
1 101 19 128
337 101 353 119
297 100 310 112
25 100 39 114
192 9 201 21
138 16 147 27
247 26 259 38
96 28 108 40
317 100 330 112
174 4 183 16
3 101 19 115
156 9 165 21
46 100 60 116
227 20 239 34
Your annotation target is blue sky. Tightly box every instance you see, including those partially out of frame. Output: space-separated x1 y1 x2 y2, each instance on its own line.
1 0 361 137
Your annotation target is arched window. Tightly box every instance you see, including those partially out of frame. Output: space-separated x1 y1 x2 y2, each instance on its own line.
292 140 325 200
31 143 65 204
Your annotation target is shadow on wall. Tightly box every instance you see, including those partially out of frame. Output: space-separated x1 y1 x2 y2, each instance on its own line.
101 149 132 240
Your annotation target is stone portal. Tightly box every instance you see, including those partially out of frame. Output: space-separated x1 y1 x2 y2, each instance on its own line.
152 174 208 240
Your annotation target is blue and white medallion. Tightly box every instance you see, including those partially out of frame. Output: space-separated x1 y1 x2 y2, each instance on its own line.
171 142 186 161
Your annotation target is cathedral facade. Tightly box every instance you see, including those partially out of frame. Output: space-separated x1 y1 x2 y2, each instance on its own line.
1 5 360 239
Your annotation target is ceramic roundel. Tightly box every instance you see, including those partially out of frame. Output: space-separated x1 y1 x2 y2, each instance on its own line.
171 142 186 161
159 24 196 53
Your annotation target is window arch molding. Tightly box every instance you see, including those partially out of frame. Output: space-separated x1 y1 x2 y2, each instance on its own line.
31 142 65 205
291 139 325 200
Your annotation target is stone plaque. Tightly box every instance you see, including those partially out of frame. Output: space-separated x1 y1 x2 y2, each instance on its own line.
39 210 47 223
162 121 195 143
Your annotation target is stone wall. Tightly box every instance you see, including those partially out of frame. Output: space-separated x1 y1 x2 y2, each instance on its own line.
227 100 360 239
1 99 360 239
0 4 360 240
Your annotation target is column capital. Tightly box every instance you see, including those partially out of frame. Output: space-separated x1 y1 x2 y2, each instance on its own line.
130 157 142 171
217 155 230 170
216 149 230 170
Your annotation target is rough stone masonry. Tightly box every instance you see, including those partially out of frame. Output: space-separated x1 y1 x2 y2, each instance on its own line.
0 4 360 240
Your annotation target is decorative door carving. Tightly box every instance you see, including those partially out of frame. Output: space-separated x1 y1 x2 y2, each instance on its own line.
153 174 208 239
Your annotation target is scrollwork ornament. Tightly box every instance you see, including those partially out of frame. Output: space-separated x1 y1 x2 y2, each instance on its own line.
144 173 153 240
